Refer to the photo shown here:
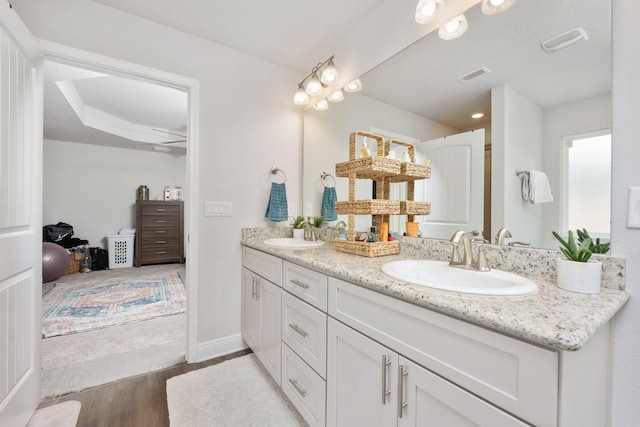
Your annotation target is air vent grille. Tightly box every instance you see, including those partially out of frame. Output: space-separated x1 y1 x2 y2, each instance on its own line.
541 27 589 54
456 67 491 83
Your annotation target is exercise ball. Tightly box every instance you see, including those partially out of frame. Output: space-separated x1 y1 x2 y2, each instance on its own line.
42 242 69 282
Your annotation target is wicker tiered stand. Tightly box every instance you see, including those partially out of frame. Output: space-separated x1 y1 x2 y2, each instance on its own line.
334 131 431 257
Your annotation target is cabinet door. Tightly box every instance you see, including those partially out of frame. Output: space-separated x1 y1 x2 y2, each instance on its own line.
241 268 261 351
327 318 398 427
398 357 529 427
258 278 282 386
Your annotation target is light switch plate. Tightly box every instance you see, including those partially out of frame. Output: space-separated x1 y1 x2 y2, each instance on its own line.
205 201 232 217
627 187 640 228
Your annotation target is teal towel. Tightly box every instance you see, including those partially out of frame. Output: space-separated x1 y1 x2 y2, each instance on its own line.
265 182 288 222
321 186 337 221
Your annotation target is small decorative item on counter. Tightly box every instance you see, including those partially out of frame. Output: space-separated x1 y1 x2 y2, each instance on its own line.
422 159 430 166
552 230 602 294
359 137 371 158
312 216 325 228
291 215 305 239
366 226 379 243
406 221 419 237
401 151 411 163
164 185 182 201
137 185 149 200
358 232 368 242
379 222 389 242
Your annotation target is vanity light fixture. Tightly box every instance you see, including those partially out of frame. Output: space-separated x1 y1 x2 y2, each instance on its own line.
439 14 468 40
481 0 516 15
305 73 323 96
293 84 310 105
293 55 339 105
314 99 329 111
328 89 344 102
343 78 362 93
320 59 339 85
415 0 445 24
471 112 484 119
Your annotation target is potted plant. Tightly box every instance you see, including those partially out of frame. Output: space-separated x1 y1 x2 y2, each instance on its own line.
552 230 602 294
312 216 325 228
292 216 306 239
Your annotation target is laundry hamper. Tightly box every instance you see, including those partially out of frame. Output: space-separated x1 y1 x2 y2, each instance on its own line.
107 234 134 268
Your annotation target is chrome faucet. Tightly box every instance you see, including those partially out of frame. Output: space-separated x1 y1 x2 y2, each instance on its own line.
494 227 512 245
303 218 317 241
449 230 491 272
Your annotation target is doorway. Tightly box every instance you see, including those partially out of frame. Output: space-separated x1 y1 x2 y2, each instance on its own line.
40 42 199 396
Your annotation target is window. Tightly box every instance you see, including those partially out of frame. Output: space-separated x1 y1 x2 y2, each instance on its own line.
562 129 611 238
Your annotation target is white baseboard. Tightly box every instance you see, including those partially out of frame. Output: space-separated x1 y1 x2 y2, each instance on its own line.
196 333 248 363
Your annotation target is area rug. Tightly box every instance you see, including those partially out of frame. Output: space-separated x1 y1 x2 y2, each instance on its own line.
166 354 307 427
27 400 81 427
42 272 185 337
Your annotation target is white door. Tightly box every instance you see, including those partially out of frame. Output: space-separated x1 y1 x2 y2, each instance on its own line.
415 129 485 239
326 318 398 427
0 3 43 426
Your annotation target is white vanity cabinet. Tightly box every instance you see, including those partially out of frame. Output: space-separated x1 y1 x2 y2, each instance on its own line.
241 247 283 385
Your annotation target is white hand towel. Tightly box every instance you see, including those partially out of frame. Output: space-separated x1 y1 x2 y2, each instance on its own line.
526 170 554 204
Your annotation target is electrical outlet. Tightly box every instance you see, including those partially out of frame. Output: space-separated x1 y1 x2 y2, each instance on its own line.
304 203 312 217
205 201 232 217
627 187 640 228
288 203 296 217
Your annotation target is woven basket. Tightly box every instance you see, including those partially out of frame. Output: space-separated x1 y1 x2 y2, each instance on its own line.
334 239 400 257
336 200 401 215
400 201 431 215
388 163 431 182
336 157 401 179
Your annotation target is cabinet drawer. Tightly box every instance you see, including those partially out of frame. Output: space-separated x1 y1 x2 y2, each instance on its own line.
140 228 181 239
283 261 328 311
140 245 181 260
282 292 327 378
140 215 181 228
282 343 326 427
243 247 282 286
140 204 181 216
329 277 558 427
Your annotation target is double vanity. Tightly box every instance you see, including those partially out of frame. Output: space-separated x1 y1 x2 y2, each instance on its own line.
241 228 629 427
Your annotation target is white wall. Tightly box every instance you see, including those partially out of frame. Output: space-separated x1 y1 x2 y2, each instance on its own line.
541 93 612 249
491 85 544 247
611 0 640 425
14 0 303 352
43 139 185 248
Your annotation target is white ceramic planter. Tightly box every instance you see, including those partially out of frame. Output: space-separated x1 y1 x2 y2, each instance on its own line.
292 228 305 239
556 258 602 294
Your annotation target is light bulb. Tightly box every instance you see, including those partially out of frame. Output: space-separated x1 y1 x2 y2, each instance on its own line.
482 0 516 15
305 75 323 96
321 62 339 85
438 14 468 40
328 90 344 102
293 87 309 105
344 79 362 93
415 0 444 25
314 99 329 111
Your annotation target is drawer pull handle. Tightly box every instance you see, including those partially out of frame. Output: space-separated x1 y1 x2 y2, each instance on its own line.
156 241 166 244
290 279 310 290
156 251 167 255
156 230 166 234
288 323 308 338
288 378 307 397
156 220 167 223
381 355 391 404
397 365 408 418
156 208 166 212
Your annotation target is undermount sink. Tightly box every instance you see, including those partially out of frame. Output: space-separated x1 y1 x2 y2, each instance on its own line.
263 238 325 249
381 260 538 296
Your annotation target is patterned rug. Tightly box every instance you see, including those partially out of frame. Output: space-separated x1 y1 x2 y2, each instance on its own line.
42 272 185 338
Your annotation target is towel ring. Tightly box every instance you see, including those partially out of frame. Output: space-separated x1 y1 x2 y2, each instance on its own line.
515 170 529 177
321 172 336 188
268 166 287 183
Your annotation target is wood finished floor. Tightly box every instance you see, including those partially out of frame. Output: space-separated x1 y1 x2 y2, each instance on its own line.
37 349 252 427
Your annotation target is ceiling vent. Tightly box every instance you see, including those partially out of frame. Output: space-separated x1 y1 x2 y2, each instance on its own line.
541 27 589 54
456 67 491 83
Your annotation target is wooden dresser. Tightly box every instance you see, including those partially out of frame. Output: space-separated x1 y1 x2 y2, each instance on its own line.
135 200 184 267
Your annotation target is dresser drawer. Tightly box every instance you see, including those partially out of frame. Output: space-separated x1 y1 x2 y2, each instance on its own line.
328 277 558 427
283 261 328 311
281 343 326 427
140 215 181 228
243 247 282 287
140 204 181 216
140 245 181 260
282 291 327 378
139 228 181 240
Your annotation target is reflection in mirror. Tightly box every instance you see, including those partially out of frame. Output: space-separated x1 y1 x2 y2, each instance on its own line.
303 0 611 250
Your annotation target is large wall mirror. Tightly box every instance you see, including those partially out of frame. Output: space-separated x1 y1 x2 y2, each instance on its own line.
303 0 611 250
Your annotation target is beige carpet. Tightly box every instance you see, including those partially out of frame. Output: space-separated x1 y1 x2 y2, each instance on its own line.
42 264 186 398
167 354 308 427
27 400 80 427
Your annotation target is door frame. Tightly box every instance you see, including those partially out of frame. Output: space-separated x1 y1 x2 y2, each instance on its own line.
39 40 200 362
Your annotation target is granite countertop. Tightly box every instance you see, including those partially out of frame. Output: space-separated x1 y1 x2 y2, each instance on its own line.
242 228 630 352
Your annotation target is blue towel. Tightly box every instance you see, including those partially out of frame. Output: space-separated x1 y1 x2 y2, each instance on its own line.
265 182 289 222
321 186 338 221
